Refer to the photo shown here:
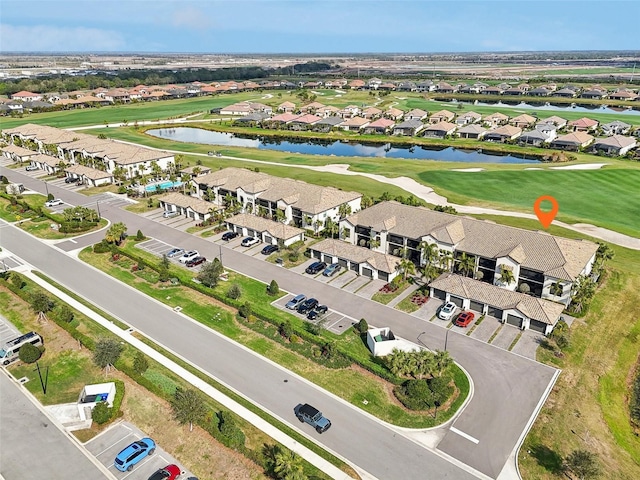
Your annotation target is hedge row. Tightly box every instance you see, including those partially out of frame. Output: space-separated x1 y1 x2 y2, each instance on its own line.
631 368 640 425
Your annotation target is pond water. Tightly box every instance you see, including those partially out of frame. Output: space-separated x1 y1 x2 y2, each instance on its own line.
147 127 540 164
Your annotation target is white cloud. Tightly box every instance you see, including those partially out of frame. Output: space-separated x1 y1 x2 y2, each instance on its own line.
171 6 214 31
0 24 126 51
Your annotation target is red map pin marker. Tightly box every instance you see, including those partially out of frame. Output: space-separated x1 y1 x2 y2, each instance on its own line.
534 195 559 229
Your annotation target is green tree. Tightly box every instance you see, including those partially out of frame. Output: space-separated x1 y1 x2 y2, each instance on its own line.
428 376 453 406
218 410 246 448
570 275 597 314
54 304 74 323
92 401 112 425
420 241 439 266
158 254 170 282
29 292 55 316
457 252 475 278
324 217 339 238
422 263 440 284
267 279 279 296
356 318 369 334
226 283 242 300
239 301 252 319
133 351 149 375
135 229 145 240
338 202 352 219
498 265 515 286
564 450 601 480
360 195 374 209
197 258 224 288
432 350 453 377
595 242 614 270
18 343 42 363
93 338 123 373
396 249 416 281
170 387 207 432
438 249 454 272
105 222 127 244
10 272 25 289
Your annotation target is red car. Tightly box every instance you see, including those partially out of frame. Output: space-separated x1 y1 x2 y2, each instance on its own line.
148 464 181 480
454 311 475 327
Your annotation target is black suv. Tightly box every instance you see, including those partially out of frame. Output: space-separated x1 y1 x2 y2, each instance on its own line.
221 231 239 241
261 244 279 255
294 403 331 433
297 298 318 315
307 304 328 320
305 261 327 275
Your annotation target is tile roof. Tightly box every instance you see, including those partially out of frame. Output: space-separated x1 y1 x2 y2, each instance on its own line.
425 121 457 133
158 192 219 214
344 201 597 280
366 118 395 128
290 114 322 124
489 125 522 137
310 239 401 273
569 117 599 127
457 124 487 135
226 213 304 240
65 164 113 180
510 114 537 124
197 167 361 215
553 132 594 145
594 135 637 149
1 144 36 157
342 116 369 127
484 112 509 121
31 153 61 166
429 273 564 325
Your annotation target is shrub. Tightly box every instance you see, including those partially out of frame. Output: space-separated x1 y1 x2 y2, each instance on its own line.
93 240 112 254
47 193 54 201
226 283 242 300
110 380 125 419
218 410 245 449
133 351 149 375
278 321 293 340
135 229 145 240
11 272 25 289
238 302 252 319
289 334 301 344
54 304 74 323
92 401 111 424
397 379 434 410
267 279 279 296
356 318 369 334
18 343 42 363
428 376 454 406
305 322 321 335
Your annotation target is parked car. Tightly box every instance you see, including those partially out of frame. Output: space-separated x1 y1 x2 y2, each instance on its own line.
178 250 199 263
162 210 179 218
25 164 39 171
297 298 318 315
241 236 260 247
261 244 279 255
454 311 475 327
185 256 206 268
221 231 238 241
65 176 80 183
294 403 331 434
114 437 156 472
307 305 328 320
438 302 457 321
148 464 181 480
285 294 306 310
44 198 63 207
305 261 327 275
166 248 184 258
322 263 342 277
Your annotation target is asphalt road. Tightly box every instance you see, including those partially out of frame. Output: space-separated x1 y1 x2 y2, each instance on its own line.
0 370 110 480
0 167 559 479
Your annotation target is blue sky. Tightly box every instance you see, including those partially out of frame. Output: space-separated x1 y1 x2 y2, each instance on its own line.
1 0 637 53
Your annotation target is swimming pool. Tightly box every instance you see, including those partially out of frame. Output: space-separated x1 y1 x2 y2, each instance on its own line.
145 181 183 192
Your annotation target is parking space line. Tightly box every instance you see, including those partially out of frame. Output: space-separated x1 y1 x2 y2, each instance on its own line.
449 426 479 444
95 430 137 457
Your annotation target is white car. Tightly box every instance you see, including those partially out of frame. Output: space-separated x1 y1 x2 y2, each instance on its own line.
438 302 457 321
44 198 64 207
179 250 199 263
241 237 260 247
25 165 39 171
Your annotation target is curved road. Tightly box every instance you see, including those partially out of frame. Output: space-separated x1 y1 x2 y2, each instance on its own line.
0 167 558 479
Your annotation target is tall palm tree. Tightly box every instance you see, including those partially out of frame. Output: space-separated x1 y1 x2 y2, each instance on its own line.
433 350 453 377
368 238 381 250
397 249 416 281
338 202 352 219
273 448 305 480
457 252 475 278
422 263 440 284
324 217 339 238
499 265 516 286
438 249 454 272
420 241 439 266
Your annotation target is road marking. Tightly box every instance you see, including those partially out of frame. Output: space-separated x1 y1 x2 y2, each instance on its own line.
68 239 77 244
450 426 479 444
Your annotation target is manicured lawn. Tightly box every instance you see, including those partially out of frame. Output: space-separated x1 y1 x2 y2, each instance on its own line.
371 281 411 305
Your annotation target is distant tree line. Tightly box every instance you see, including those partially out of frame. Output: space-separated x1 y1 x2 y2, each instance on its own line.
0 62 332 96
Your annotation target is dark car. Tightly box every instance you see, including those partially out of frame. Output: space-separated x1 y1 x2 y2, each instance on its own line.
305 261 327 275
297 298 318 315
294 403 331 434
185 256 206 267
148 464 181 480
261 244 279 255
454 311 475 327
65 176 80 183
221 231 239 241
307 305 328 320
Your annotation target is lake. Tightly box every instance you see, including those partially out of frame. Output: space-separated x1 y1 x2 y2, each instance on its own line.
147 128 540 164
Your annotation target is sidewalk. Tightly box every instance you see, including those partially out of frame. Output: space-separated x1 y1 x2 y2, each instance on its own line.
387 281 421 308
22 269 355 480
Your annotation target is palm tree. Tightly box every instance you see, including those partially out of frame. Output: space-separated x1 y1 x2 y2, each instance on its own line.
457 252 475 278
274 209 286 223
499 265 515 286
550 281 563 297
433 350 453 377
397 249 416 281
422 263 440 284
368 238 381 250
105 222 127 244
595 242 614 270
273 448 305 480
438 249 454 272
338 202 352 219
324 217 339 238
420 241 439 266
361 195 374 209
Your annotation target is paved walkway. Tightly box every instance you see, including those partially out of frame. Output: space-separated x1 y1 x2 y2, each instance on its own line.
19 269 354 480
387 282 421 308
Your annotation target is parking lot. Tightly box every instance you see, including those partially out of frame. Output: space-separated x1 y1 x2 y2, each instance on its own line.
273 293 356 335
136 238 211 272
84 421 194 479
142 208 198 231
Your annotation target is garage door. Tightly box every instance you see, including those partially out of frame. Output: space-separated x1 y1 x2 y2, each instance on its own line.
323 254 334 263
338 259 348 268
506 314 523 328
264 235 273 244
379 272 389 282
487 306 503 319
529 319 548 333
312 250 321 259
450 296 464 308
362 267 373 278
433 289 447 300
350 263 359 272
470 300 484 313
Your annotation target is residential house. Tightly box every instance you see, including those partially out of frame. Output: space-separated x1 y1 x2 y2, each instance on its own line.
340 200 598 321
428 110 455 124
527 87 552 97
484 125 522 142
539 115 567 129
568 117 599 132
609 90 638 101
455 111 482 126
29 153 62 174
180 166 212 179
554 88 578 98
312 117 345 133
392 119 425 136
220 102 253 115
482 86 504 96
362 107 382 119
277 101 296 113
503 86 525 96
397 82 417 92
192 167 362 233
247 102 273 114
226 213 305 247
456 124 488 140
385 107 405 121
592 135 637 156
404 109 428 121
363 118 395 135
308 238 400 282
416 81 436 92
315 105 340 118
581 89 608 99
458 84 481 94
349 79 366 90
158 192 220 222
509 114 537 129
233 112 271 126
378 82 397 91
550 132 594 151
518 127 556 147
436 82 456 93
367 78 383 90
64 164 114 187
288 114 322 130
601 120 631 136
341 116 370 132
11 91 42 102
483 112 509 128
263 113 300 128
1 143 37 163
337 105 361 118
423 121 457 138
300 101 326 114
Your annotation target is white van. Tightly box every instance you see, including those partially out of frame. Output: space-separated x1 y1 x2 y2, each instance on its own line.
0 332 43 365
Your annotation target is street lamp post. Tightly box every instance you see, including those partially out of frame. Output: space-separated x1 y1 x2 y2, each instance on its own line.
444 328 450 352
44 181 49 197
96 201 101 220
